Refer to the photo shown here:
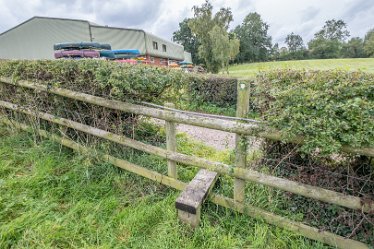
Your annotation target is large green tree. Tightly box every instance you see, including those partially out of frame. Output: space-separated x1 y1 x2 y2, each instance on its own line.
172 18 201 64
188 0 239 73
308 38 341 59
341 37 365 58
314 19 350 41
364 28 374 57
284 32 306 60
233 12 272 63
209 26 240 73
285 32 304 52
308 19 350 59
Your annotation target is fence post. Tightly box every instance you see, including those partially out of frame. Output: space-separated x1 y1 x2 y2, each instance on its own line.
234 80 250 202
165 102 177 179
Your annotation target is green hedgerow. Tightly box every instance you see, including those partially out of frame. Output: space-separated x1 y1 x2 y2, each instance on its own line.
254 70 374 155
0 60 188 104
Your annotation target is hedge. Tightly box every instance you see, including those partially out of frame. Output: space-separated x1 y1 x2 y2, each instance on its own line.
0 60 188 104
187 75 237 107
0 60 240 137
0 60 194 139
254 70 374 155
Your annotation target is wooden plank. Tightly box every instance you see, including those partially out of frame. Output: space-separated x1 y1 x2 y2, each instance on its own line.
234 81 250 202
1 118 369 249
165 102 177 179
1 77 373 157
176 169 218 214
176 169 218 227
1 100 373 213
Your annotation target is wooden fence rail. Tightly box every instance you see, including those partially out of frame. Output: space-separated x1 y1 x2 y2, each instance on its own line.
1 77 373 249
1 100 372 214
1 77 373 157
0 118 369 249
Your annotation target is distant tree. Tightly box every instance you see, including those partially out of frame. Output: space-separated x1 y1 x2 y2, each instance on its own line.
278 46 288 60
308 38 341 59
188 0 239 73
314 19 350 41
364 28 374 57
228 32 241 63
172 18 201 64
234 12 272 62
285 33 304 52
270 43 280 60
341 37 365 58
283 32 307 60
308 19 349 59
209 26 240 73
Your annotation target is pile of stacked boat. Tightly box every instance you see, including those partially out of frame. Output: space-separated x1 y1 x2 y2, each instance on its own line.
54 42 111 59
54 42 144 63
111 49 142 64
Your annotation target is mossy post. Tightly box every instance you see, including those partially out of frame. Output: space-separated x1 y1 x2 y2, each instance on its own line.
165 102 177 179
234 80 250 202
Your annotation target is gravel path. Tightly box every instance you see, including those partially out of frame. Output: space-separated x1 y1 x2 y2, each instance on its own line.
150 118 235 151
177 123 235 150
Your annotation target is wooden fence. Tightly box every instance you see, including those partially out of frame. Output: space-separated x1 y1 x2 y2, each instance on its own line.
0 77 373 249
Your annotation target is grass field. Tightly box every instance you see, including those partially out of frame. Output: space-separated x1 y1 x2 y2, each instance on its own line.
0 124 329 249
228 58 374 78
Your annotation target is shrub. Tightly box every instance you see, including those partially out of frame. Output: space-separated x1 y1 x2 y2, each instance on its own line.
0 60 192 139
187 75 237 108
0 60 188 104
254 70 374 155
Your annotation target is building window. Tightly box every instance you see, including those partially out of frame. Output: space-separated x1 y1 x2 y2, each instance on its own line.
153 41 158 50
162 44 167 52
150 57 155 63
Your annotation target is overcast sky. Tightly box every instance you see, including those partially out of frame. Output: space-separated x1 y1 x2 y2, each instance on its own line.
0 0 373 46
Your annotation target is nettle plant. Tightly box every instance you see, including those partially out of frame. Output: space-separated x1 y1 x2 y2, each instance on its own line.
254 70 374 155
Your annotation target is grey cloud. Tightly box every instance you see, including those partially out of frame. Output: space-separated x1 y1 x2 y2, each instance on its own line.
301 7 319 22
342 0 374 22
0 0 374 47
95 0 164 28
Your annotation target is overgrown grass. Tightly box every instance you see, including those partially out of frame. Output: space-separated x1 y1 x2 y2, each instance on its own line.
228 58 374 78
0 124 329 249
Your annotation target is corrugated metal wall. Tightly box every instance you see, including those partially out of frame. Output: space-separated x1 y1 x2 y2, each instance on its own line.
183 51 192 63
0 17 91 59
90 26 146 53
0 17 186 61
145 32 184 60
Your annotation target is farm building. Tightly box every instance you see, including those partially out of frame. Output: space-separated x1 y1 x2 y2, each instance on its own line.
0 16 192 65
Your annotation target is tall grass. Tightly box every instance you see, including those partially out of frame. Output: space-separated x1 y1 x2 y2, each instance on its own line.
0 125 328 248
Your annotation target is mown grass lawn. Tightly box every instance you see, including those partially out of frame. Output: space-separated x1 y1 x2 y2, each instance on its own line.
0 125 329 249
228 58 374 78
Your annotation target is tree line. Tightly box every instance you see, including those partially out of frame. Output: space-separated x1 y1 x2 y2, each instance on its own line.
172 0 374 73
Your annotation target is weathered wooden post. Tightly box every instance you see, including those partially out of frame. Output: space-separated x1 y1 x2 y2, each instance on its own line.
234 80 250 202
165 102 177 179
